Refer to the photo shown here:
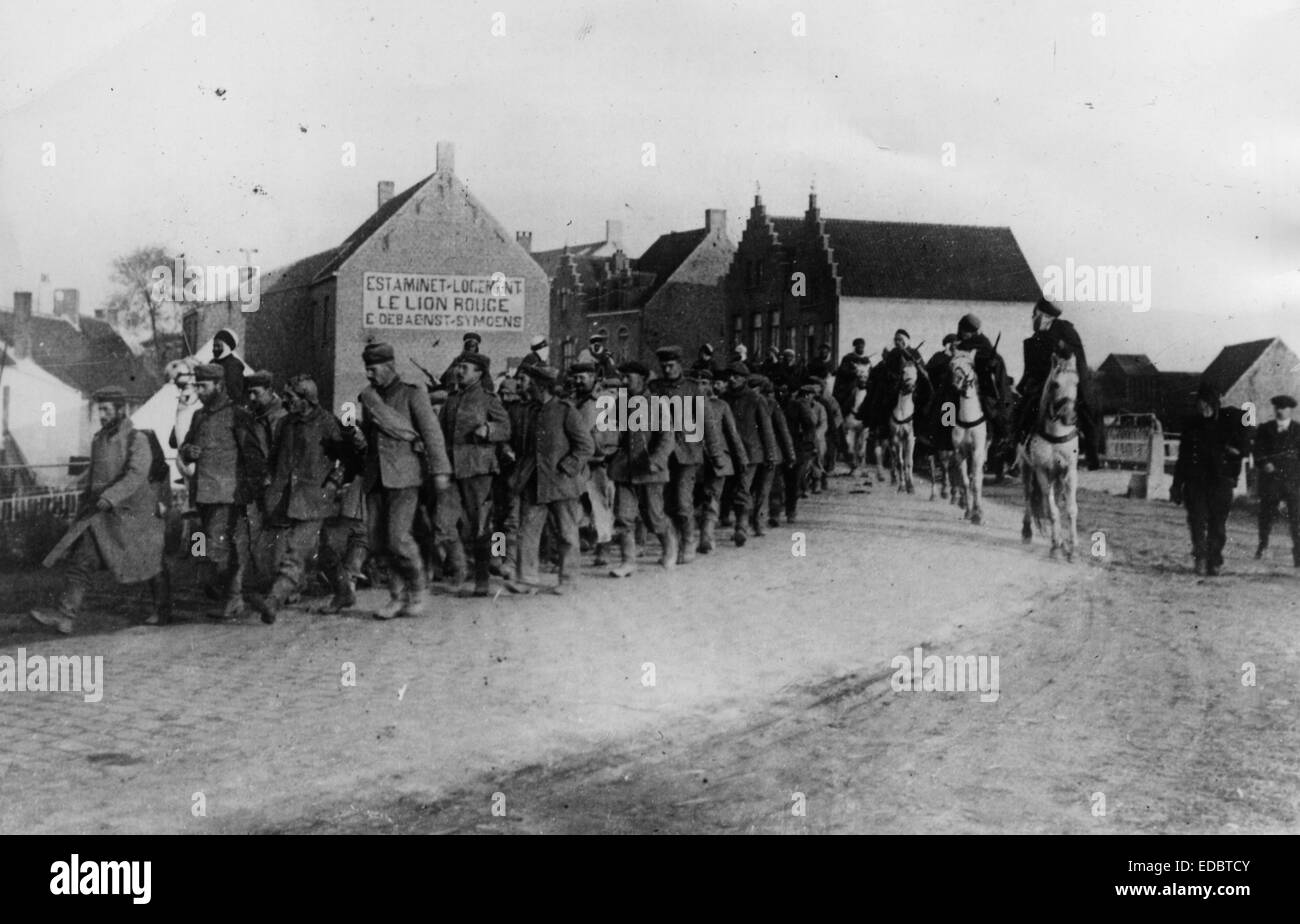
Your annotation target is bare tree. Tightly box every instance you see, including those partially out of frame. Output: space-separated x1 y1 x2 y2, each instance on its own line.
106 245 182 369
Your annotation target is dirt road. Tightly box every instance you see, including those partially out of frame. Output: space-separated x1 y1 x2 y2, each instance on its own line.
3 473 1297 834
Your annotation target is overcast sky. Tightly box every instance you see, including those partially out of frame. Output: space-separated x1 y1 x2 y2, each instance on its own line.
1 0 1297 370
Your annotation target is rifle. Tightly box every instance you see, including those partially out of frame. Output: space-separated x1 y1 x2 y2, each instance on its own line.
42 509 99 569
411 357 439 390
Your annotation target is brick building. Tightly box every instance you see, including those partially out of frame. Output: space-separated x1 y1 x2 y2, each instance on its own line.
530 211 735 368
723 191 1042 381
245 142 548 409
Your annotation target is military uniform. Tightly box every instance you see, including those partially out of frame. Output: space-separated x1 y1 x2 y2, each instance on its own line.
607 375 677 576
1016 307 1098 467
782 388 822 521
650 349 711 562
698 379 748 552
722 368 777 545
1253 398 1300 563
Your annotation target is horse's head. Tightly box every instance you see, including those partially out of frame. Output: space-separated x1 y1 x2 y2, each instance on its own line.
1041 351 1079 425
950 351 977 394
855 362 871 386
899 363 918 395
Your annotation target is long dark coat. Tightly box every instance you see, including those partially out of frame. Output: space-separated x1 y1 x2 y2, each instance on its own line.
82 419 166 584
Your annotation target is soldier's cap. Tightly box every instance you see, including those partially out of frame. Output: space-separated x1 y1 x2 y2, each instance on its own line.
1195 379 1220 404
246 369 274 390
618 360 650 378
362 342 395 364
286 375 319 404
602 376 623 388
692 367 715 382
568 361 598 375
958 313 981 334
455 352 491 373
942 333 960 345
655 345 683 362
463 331 482 344
699 342 714 357
1271 394 1298 409
1035 297 1062 317
529 335 548 350
519 364 560 385
725 362 750 378
747 374 771 390
193 363 225 383
852 337 866 347
588 332 606 343
799 381 822 393
781 348 796 358
214 328 237 349
895 328 911 340
92 386 127 405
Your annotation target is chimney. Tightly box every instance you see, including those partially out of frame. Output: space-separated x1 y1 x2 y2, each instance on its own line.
377 180 395 210
605 220 624 250
705 209 726 233
54 288 79 328
515 231 532 253
806 186 820 223
13 292 33 359
104 306 121 328
612 249 629 275
436 141 455 175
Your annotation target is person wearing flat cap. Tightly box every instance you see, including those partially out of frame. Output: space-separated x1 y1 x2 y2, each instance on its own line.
1016 298 1099 469
31 386 171 635
650 345 712 563
606 359 677 577
246 375 348 624
519 335 549 372
211 328 247 404
1253 393 1300 565
441 351 511 596
357 340 453 619
567 360 617 564
506 364 595 594
246 369 288 461
178 361 268 621
1171 380 1250 576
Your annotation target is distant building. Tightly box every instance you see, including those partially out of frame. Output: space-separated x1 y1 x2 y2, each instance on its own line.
531 212 735 368
245 142 549 410
1201 338 1300 416
723 191 1042 380
1097 353 1161 417
0 291 159 489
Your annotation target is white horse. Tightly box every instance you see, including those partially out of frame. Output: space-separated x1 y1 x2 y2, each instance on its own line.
1018 352 1080 559
949 351 988 525
842 364 872 474
890 363 919 493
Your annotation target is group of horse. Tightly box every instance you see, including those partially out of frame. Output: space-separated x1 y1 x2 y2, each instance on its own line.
837 348 1083 560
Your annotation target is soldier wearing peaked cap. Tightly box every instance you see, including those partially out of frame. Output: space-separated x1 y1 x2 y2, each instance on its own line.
358 341 452 619
721 362 777 545
1253 394 1300 565
30 386 171 635
606 360 677 577
697 366 748 553
650 345 711 563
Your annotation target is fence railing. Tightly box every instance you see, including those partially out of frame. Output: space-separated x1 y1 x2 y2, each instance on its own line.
0 487 83 523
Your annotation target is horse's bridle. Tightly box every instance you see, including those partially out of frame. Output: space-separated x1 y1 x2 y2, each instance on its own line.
952 364 984 429
1035 391 1078 444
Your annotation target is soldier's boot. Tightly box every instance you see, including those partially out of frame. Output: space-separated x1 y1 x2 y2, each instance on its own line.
249 574 295 625
322 546 365 613
445 540 469 587
698 513 717 554
732 509 749 547
750 513 765 537
658 528 678 570
400 578 430 618
30 582 82 636
1193 557 1207 576
219 559 248 621
677 518 697 565
593 542 610 567
144 568 173 626
468 553 492 597
609 532 637 578
374 573 407 620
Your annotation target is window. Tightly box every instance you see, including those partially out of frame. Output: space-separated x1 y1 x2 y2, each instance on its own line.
823 322 834 354
804 324 816 360
786 324 795 351
733 314 743 341
561 338 575 370
751 313 762 356
769 311 780 356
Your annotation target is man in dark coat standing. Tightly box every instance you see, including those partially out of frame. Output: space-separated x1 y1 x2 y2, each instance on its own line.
607 360 677 576
181 363 266 621
31 387 169 634
1016 298 1100 469
357 341 453 619
506 365 594 594
441 351 511 596
696 368 748 554
248 376 345 624
1253 394 1300 564
650 345 711 564
1171 380 1250 576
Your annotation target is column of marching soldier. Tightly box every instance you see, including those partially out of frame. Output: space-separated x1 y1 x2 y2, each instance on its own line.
29 328 859 634
28 298 1300 635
